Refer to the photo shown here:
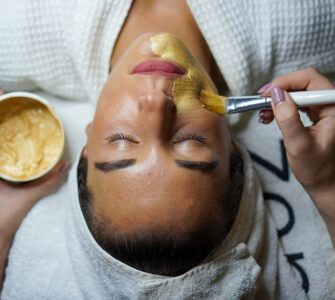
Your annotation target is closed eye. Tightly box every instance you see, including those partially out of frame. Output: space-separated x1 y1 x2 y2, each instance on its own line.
105 133 139 144
173 133 207 144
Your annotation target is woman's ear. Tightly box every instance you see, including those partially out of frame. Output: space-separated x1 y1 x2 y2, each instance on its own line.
228 128 236 153
85 122 92 136
82 123 92 158
81 146 88 158
221 118 235 153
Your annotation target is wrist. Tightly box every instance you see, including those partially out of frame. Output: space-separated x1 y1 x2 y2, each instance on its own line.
306 183 335 223
0 237 11 291
0 237 12 257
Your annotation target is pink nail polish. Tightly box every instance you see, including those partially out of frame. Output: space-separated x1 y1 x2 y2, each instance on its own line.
258 111 265 124
257 83 272 94
271 87 285 105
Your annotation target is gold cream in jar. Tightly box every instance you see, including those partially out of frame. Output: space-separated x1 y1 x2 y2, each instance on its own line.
0 92 64 182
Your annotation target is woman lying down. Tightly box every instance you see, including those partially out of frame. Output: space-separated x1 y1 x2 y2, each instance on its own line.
1 33 335 299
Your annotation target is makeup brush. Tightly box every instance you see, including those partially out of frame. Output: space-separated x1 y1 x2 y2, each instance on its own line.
200 90 335 115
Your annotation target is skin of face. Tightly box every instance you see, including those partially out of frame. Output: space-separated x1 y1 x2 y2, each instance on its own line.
84 33 234 236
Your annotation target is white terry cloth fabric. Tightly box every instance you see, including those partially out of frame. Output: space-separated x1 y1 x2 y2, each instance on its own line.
187 0 335 95
0 0 335 101
0 0 133 101
1 146 306 299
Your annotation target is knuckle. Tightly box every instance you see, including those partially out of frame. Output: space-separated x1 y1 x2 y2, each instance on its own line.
272 75 285 86
304 67 322 79
275 107 299 128
305 66 318 74
287 139 312 157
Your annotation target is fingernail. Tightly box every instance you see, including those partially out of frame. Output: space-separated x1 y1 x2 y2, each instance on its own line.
59 161 71 174
258 111 265 124
257 83 272 94
271 87 285 105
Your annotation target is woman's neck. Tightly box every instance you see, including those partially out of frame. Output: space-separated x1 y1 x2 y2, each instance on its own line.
110 0 212 73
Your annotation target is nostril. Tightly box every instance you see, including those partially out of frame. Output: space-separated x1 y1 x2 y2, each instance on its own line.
138 90 176 113
169 100 177 114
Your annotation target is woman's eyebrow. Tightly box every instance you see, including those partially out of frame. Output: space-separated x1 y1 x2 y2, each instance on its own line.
95 159 136 172
175 160 219 172
94 159 218 173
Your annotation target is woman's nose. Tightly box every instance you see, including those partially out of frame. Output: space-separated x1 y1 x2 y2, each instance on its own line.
138 89 176 135
138 89 176 115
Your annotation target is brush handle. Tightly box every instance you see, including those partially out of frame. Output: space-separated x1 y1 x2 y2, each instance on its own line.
227 90 335 113
287 90 335 106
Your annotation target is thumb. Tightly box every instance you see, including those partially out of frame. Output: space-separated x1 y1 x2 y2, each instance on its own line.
271 87 311 155
24 160 71 204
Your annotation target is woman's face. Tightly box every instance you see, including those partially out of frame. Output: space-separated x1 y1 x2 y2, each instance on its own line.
85 33 234 236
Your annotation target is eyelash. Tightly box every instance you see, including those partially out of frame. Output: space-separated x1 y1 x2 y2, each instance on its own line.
106 133 139 144
106 133 207 144
174 133 207 144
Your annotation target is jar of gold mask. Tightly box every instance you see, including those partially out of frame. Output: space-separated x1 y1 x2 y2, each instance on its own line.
0 92 64 182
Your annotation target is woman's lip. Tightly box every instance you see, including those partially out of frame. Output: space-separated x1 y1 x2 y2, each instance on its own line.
132 60 185 75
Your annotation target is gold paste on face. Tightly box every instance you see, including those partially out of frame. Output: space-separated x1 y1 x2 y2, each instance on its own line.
150 33 217 114
0 98 64 181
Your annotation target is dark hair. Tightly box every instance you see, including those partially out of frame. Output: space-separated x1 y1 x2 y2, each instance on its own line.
78 151 244 276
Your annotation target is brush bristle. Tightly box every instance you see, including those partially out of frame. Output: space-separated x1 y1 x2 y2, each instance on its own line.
200 90 227 115
172 79 200 94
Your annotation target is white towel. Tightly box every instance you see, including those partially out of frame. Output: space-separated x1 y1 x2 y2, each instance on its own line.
1 0 334 100
1 139 306 299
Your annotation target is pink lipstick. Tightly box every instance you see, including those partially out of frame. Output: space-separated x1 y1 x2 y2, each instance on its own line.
132 60 185 75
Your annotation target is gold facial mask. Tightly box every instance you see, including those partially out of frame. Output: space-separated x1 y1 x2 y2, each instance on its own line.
0 96 64 181
150 33 217 113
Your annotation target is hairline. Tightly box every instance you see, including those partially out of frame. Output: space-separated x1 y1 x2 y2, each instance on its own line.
77 150 244 275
